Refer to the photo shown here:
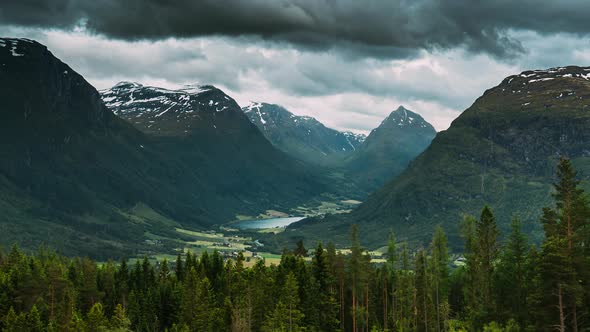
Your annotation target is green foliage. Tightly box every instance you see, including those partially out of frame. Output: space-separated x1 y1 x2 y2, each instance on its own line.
0 157 588 331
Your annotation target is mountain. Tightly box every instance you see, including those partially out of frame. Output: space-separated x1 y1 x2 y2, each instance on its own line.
281 66 590 249
100 83 328 216
343 106 436 191
243 102 365 164
0 38 192 257
0 38 325 258
242 102 435 193
102 82 244 136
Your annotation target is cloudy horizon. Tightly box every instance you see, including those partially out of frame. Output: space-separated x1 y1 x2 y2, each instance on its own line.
2 1 590 133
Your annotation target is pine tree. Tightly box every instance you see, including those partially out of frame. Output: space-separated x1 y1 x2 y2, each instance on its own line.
110 304 132 332
175 252 184 282
429 225 449 332
477 206 499 312
349 224 364 332
462 206 499 327
385 230 397 331
494 217 529 328
263 272 303 332
396 242 414 331
311 242 339 331
2 307 20 332
86 302 108 332
540 157 589 331
294 240 308 257
414 249 432 332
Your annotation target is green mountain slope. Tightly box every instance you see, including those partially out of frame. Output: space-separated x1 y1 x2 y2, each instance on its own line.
343 106 436 192
281 66 590 249
0 38 326 258
100 83 328 217
243 103 435 193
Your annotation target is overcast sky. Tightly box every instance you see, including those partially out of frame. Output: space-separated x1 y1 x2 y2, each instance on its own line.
2 1 590 133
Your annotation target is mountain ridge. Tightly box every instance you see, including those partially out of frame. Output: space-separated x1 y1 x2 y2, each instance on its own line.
342 105 437 192
243 102 366 164
0 38 327 258
280 65 590 249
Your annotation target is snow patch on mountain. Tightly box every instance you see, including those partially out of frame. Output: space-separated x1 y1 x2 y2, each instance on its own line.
243 102 266 125
504 66 590 87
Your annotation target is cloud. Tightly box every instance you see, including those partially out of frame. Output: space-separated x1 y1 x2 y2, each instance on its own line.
2 24 589 134
3 0 590 59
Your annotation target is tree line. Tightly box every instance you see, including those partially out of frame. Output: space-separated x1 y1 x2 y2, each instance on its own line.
0 158 588 331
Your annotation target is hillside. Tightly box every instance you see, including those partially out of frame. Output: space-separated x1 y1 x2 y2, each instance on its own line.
243 103 435 193
281 66 590 249
0 38 194 257
343 106 436 192
100 82 328 216
0 38 326 258
243 102 365 164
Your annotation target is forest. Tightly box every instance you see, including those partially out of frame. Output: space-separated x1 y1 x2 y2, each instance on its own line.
0 158 588 331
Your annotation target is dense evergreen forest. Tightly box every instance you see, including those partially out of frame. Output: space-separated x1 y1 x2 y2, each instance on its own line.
0 158 588 331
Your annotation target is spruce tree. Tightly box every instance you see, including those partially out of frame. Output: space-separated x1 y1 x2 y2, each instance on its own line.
494 217 529 328
429 225 449 332
540 157 589 331
311 242 339 331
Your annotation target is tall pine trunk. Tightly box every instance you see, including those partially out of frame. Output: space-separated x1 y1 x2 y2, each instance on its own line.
558 284 565 332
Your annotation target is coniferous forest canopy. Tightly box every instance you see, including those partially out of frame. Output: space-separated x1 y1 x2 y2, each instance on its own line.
1 158 588 331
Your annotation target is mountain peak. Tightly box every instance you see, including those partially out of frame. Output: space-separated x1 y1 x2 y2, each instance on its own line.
100 82 240 135
112 81 143 89
243 102 366 163
178 84 215 95
394 105 410 112
379 106 432 130
1 37 113 130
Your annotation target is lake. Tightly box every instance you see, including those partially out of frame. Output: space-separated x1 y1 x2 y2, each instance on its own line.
235 216 305 229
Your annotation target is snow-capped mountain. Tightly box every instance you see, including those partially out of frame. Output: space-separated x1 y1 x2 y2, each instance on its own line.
243 102 366 164
0 37 329 257
100 82 240 136
100 81 328 225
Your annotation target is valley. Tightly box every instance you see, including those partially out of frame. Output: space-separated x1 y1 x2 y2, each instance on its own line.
2 3 590 331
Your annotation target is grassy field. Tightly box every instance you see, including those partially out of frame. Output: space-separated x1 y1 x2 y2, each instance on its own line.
117 196 386 268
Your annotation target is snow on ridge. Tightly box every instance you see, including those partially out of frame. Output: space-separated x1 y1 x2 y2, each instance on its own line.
242 102 269 124
507 66 590 86
113 81 142 88
243 102 262 113
2 39 25 57
179 84 211 95
344 135 357 151
343 131 367 143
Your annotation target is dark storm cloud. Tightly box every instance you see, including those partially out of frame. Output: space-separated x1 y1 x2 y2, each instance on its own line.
2 0 590 59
